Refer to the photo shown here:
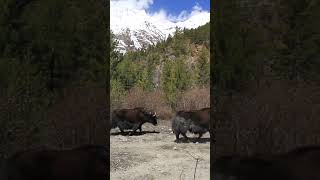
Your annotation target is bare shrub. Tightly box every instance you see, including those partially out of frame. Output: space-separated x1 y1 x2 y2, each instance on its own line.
120 87 173 120
214 80 320 158
120 87 146 109
0 91 51 158
176 87 210 111
114 86 210 120
47 86 107 148
144 90 173 120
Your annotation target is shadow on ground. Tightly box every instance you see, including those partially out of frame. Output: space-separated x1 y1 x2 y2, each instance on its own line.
174 137 210 144
110 131 160 136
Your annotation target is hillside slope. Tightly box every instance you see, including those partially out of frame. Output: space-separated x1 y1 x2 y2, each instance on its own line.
111 22 210 109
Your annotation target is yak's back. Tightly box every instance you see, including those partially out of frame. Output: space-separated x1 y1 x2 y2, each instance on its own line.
176 108 210 127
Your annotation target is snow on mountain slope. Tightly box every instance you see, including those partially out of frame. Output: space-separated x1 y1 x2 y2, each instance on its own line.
111 1 210 54
175 12 210 30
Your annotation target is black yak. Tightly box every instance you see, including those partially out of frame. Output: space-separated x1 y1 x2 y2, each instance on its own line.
111 107 157 135
172 107 210 142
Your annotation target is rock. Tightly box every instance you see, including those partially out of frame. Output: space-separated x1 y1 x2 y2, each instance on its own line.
173 147 177 150
119 136 128 142
134 174 155 180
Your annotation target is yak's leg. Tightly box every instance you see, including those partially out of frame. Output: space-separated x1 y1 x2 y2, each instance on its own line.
129 124 140 136
139 124 142 132
175 133 180 141
182 133 189 141
119 128 125 134
198 133 203 139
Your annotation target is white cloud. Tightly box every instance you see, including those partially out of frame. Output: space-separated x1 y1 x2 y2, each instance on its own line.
111 0 208 23
111 0 209 36
192 2 202 12
168 10 188 22
111 0 153 10
137 0 153 9
151 9 168 21
167 3 207 23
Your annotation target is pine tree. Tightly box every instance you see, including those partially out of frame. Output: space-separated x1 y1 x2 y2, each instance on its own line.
196 48 210 87
115 57 140 90
175 56 191 90
161 60 178 107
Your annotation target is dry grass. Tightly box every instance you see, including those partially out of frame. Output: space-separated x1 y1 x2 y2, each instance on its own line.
113 86 210 120
176 87 210 111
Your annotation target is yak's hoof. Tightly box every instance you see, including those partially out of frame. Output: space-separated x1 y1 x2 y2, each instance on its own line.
128 132 134 136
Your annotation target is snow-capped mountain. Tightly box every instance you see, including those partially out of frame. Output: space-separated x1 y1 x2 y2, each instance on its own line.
111 2 210 54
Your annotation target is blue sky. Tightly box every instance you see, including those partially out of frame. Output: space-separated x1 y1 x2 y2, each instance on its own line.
111 0 210 24
147 0 210 16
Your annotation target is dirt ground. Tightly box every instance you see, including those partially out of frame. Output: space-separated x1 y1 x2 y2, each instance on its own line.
110 120 210 180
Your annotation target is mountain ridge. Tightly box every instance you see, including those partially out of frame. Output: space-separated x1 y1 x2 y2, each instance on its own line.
111 3 210 54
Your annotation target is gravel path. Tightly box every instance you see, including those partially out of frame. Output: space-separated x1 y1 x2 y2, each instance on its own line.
110 120 210 180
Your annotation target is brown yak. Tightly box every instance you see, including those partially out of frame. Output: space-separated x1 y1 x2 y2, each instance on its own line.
111 107 157 135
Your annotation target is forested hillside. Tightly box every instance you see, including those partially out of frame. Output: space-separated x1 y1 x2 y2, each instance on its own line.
213 0 320 93
213 0 320 156
0 0 108 157
111 23 210 117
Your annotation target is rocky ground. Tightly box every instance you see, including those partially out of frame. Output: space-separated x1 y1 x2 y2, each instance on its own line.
110 120 210 180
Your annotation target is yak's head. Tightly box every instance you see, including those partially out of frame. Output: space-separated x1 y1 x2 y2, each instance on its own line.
143 111 158 125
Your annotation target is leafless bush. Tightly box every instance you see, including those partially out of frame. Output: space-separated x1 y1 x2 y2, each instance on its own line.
0 92 49 158
214 80 320 157
119 87 173 120
115 87 210 120
176 87 210 111
47 86 107 148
